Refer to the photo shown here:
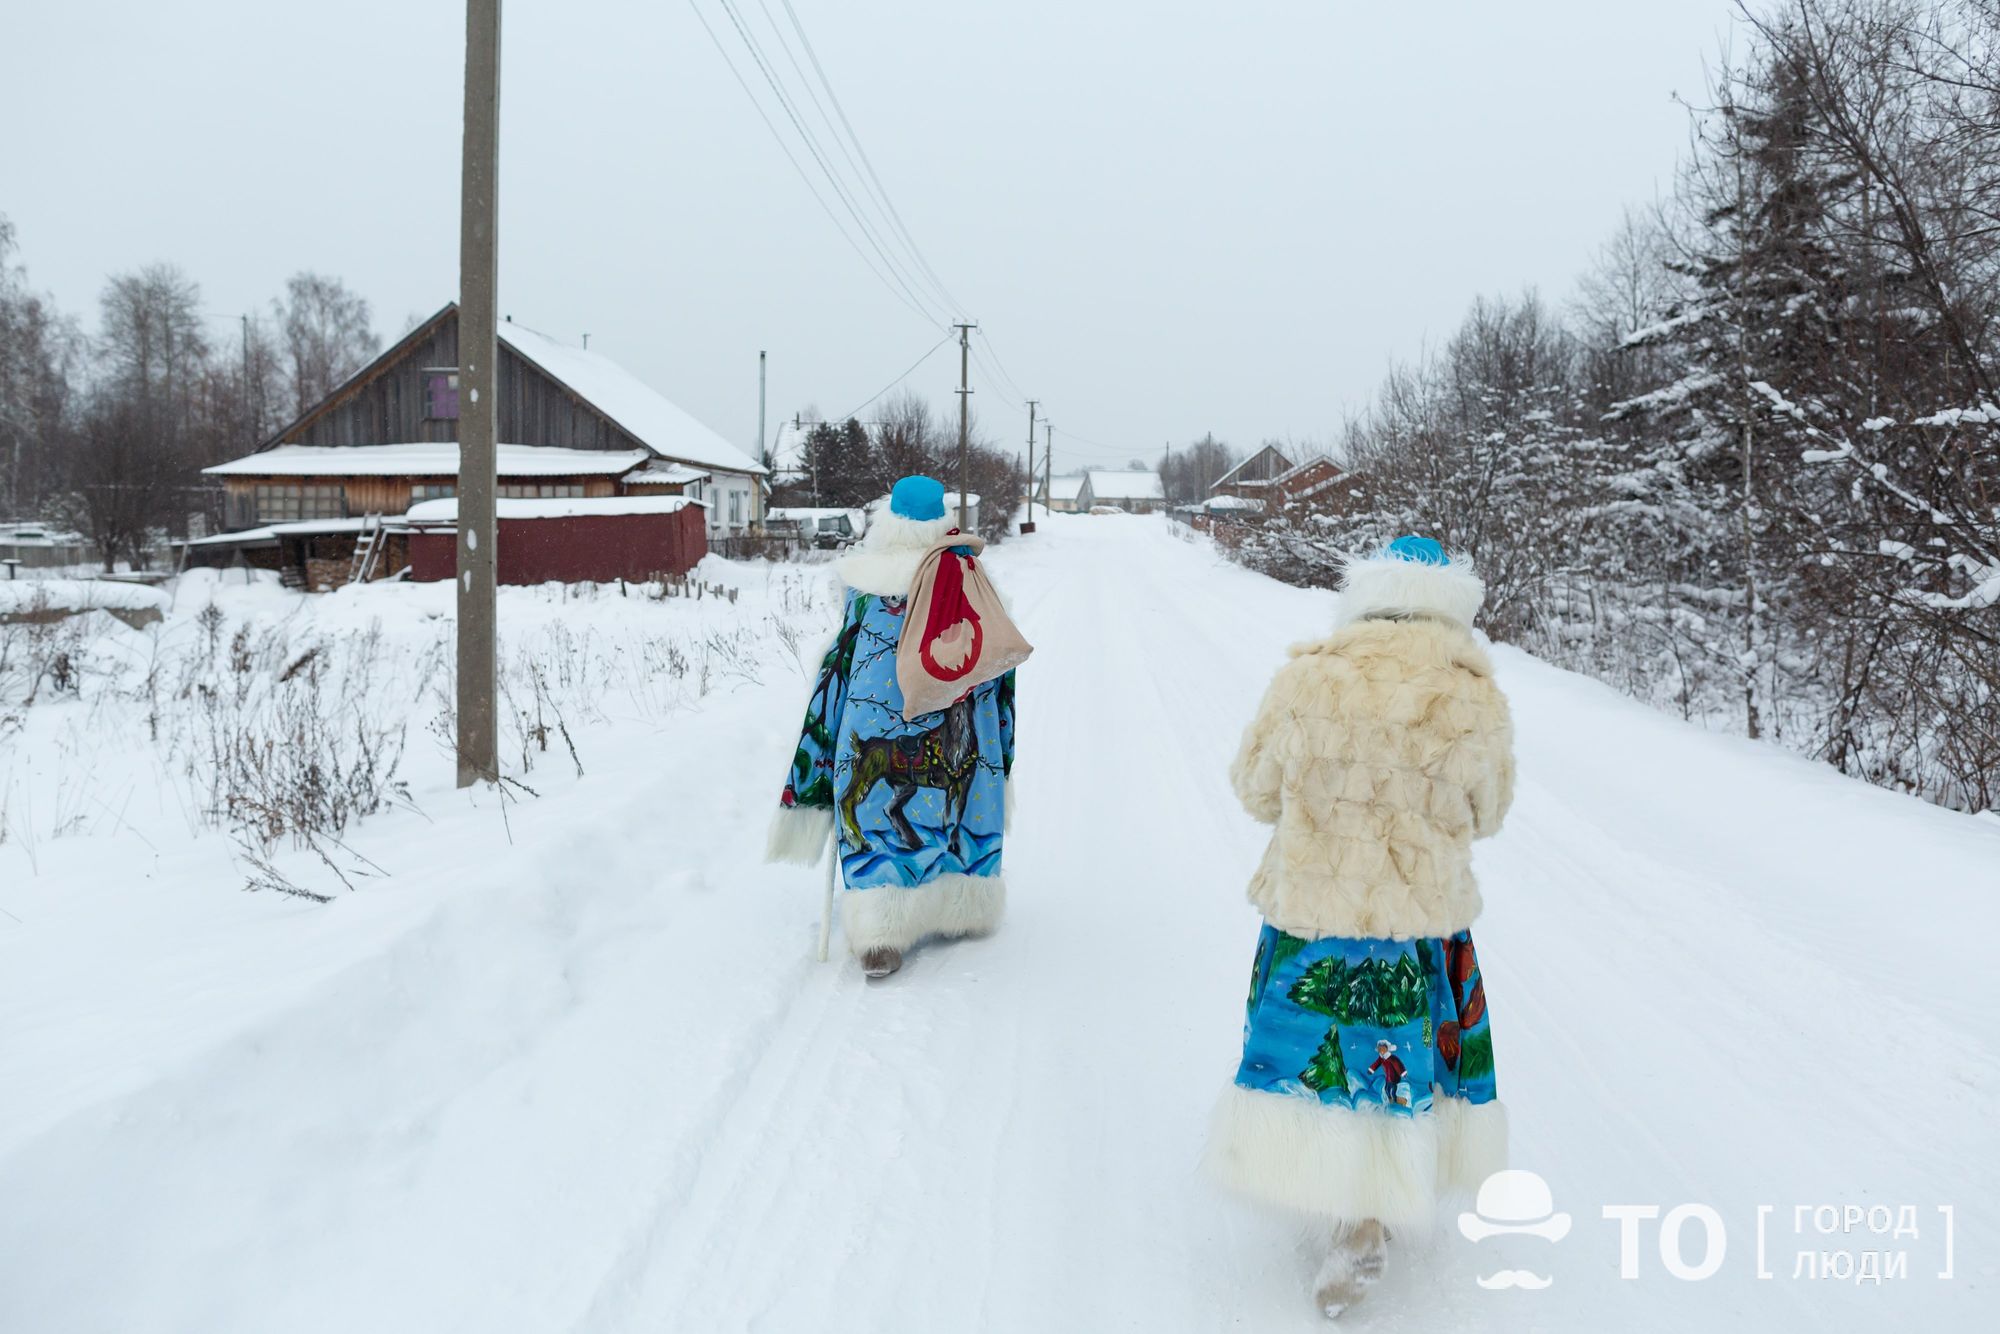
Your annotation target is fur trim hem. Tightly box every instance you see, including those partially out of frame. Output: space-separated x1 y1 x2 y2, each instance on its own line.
839 873 1005 953
836 511 961 596
1203 1085 1507 1233
765 805 833 866
1336 552 1485 629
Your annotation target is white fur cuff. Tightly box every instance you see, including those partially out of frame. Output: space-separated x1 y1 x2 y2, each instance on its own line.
1203 1085 1507 1233
765 805 833 866
839 873 1005 954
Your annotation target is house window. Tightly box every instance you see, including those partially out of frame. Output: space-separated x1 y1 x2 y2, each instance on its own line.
498 483 584 499
424 369 460 421
728 490 743 525
252 483 347 523
412 484 456 502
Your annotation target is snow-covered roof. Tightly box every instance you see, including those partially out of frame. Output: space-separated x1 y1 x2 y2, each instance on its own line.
401 495 706 524
181 527 279 548
270 519 378 537
1 522 88 547
1046 474 1087 501
496 321 767 477
1202 494 1262 511
1270 454 1341 487
1085 469 1165 501
624 461 710 487
204 444 649 479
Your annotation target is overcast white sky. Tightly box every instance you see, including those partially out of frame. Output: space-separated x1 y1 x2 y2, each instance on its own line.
1 1 1744 470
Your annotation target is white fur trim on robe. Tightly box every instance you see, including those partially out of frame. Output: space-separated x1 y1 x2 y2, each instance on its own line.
839 873 1005 954
1203 1085 1507 1234
765 805 833 866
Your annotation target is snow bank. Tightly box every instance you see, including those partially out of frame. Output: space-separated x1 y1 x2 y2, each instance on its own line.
0 579 169 615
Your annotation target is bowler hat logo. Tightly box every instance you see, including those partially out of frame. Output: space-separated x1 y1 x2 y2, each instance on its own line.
1458 1169 1571 1291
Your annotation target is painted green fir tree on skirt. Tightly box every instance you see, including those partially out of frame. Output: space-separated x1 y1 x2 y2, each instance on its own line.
1300 1023 1348 1093
1289 951 1429 1028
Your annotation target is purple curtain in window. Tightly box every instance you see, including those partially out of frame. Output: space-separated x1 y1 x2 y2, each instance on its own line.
427 373 460 420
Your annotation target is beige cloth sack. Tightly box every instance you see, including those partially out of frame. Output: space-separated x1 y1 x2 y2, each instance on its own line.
895 533 1034 719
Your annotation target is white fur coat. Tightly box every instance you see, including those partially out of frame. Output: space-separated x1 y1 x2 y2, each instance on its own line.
1230 617 1515 940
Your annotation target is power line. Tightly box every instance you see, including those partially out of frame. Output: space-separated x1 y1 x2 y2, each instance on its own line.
686 0 942 329
749 0 958 320
772 0 965 318
711 0 951 328
835 331 956 421
973 327 1030 404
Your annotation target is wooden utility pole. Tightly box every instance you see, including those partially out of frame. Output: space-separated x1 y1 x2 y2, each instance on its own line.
1022 399 1038 533
953 322 976 528
456 0 501 789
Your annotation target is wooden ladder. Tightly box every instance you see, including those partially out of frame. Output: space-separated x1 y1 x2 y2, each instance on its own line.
347 515 384 584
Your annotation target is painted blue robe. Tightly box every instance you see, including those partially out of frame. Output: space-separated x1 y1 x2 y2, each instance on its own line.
1234 926 1499 1114
780 588 1014 893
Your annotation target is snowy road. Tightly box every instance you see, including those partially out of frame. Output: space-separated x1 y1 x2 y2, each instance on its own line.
2 515 1993 1332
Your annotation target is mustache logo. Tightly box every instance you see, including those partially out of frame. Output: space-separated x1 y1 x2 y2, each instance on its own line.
1475 1270 1554 1291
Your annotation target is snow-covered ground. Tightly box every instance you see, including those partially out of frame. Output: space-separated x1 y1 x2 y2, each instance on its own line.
1 515 1992 1332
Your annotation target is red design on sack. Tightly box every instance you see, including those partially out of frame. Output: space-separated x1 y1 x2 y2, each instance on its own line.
918 548 983 682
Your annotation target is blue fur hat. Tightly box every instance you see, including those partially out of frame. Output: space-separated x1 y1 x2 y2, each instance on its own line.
889 475 947 522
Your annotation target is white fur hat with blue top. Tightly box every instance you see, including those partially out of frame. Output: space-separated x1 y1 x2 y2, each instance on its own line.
1336 534 1485 628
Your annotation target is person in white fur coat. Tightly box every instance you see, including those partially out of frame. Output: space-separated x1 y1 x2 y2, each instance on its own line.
764 477 1015 979
1204 535 1514 1319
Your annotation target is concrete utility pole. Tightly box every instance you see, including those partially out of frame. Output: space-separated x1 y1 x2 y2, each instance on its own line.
456 0 501 789
756 350 768 526
1043 422 1053 509
953 322 976 528
1022 399 1038 533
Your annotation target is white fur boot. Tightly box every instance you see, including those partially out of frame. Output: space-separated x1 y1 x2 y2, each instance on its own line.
1312 1220 1389 1320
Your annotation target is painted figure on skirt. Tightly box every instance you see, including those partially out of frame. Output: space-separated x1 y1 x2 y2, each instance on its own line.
765 476 1030 979
1204 535 1515 1320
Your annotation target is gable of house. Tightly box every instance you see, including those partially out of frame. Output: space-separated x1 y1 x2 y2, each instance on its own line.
1211 444 1294 492
258 304 764 480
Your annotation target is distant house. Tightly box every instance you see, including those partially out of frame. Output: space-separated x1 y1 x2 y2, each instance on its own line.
0 521 94 570
189 304 767 589
1208 444 1294 507
1076 469 1165 514
1044 474 1087 514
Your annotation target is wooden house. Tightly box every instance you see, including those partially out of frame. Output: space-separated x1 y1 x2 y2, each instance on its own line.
1208 444 1294 508
188 304 767 588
